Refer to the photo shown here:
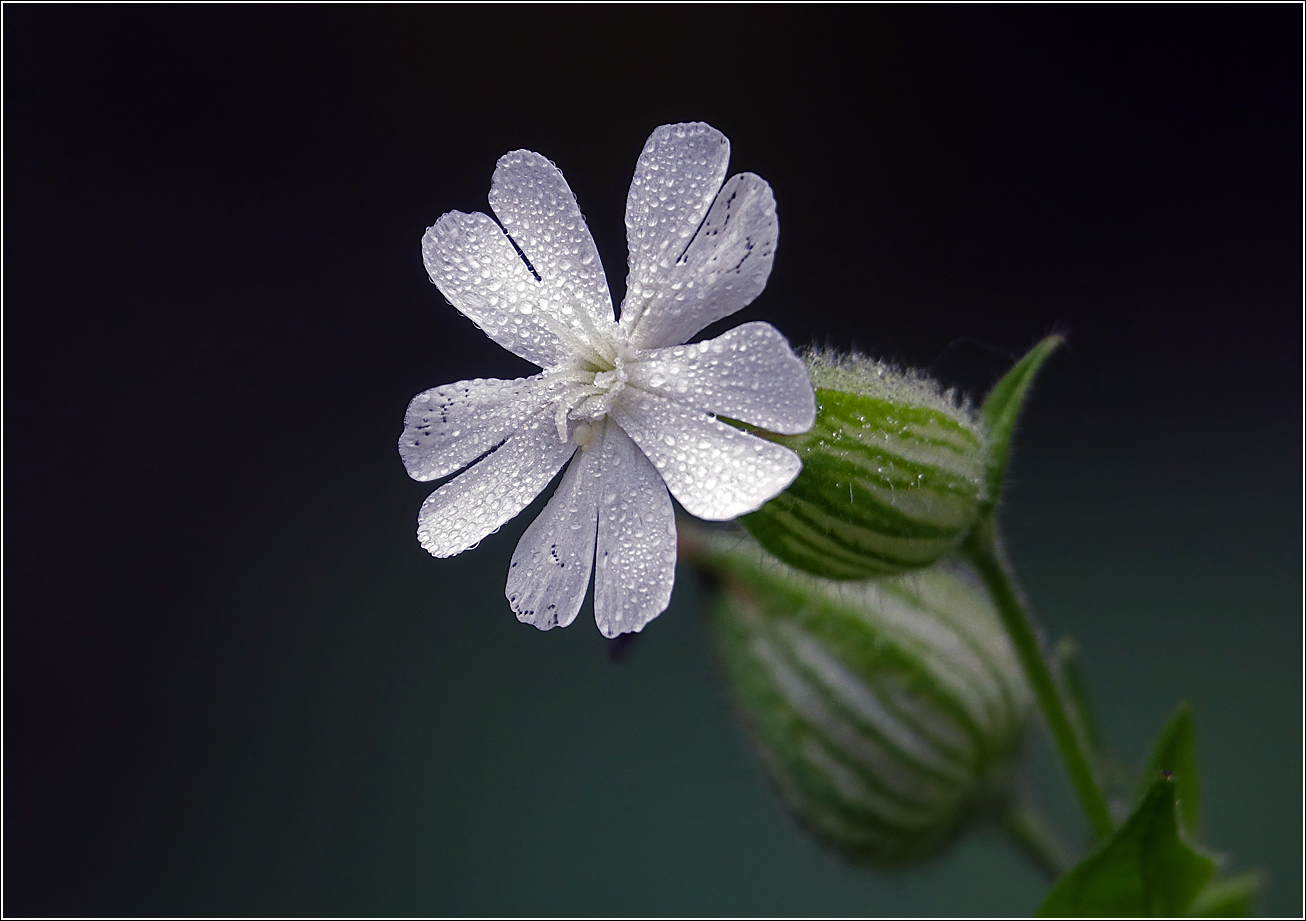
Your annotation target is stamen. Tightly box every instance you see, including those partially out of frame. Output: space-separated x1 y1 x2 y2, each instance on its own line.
554 400 572 444
553 384 605 442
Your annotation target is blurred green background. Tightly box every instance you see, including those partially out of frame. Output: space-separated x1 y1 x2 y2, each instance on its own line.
6 5 1299 916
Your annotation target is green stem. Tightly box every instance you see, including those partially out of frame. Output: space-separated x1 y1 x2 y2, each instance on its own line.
1053 636 1105 755
962 518 1116 841
999 801 1076 881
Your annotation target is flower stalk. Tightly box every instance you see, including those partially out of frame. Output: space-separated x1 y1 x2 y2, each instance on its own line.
961 515 1116 841
999 801 1075 881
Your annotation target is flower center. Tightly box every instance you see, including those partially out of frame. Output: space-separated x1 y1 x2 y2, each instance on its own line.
591 364 627 398
544 328 640 447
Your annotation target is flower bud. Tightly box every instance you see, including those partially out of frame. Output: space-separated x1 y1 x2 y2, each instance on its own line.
742 352 987 580
700 536 1031 865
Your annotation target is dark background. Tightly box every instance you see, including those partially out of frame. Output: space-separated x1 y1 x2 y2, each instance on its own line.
5 5 1300 916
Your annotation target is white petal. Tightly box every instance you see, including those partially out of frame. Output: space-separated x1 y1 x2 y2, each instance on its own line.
612 390 802 521
506 445 601 631
399 375 552 482
623 172 778 350
488 151 615 333
626 322 816 435
592 423 678 638
422 211 566 368
416 416 577 558
620 123 730 335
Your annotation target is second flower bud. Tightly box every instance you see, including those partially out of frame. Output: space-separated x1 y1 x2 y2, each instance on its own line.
742 351 988 580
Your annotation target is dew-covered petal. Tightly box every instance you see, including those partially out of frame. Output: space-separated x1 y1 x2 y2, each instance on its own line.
612 390 803 521
488 150 614 332
416 416 577 558
506 443 601 631
400 375 553 482
422 211 565 368
626 322 815 435
623 172 778 350
592 423 678 637
621 123 730 336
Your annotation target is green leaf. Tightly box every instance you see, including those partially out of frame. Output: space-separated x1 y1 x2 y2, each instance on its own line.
1036 777 1217 917
978 335 1063 515
1135 702 1200 837
1187 871 1264 917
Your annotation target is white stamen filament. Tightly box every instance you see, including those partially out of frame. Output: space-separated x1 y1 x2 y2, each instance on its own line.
554 384 603 442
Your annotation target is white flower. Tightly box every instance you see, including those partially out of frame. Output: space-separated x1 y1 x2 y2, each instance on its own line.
400 122 816 637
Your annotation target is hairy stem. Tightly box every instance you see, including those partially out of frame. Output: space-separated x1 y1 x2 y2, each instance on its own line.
963 518 1116 841
999 801 1076 881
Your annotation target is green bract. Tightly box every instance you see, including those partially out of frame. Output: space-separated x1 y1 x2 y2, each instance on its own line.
1036 778 1216 917
741 352 987 580
702 536 1031 865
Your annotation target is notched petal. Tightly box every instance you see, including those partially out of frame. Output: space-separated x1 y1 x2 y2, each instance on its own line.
399 375 552 482
421 211 565 368
626 322 815 435
592 424 678 637
624 172 779 350
622 123 731 332
612 390 803 521
488 150 615 331
417 417 577 558
507 445 601 631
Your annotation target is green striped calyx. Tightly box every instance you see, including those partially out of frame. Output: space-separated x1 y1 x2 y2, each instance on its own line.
702 537 1031 865
741 352 987 580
